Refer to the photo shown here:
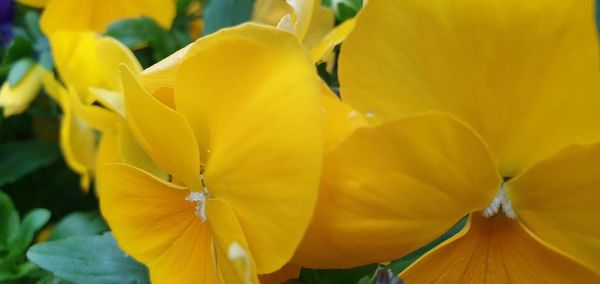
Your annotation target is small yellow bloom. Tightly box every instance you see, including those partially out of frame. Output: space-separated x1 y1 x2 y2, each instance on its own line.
16 0 50 8
98 24 324 283
0 64 45 117
294 0 600 281
37 0 175 34
44 31 158 191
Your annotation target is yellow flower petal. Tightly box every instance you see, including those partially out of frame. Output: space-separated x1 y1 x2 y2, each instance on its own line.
16 0 50 8
206 199 259 284
49 32 142 100
309 18 355 63
259 263 301 284
301 3 335 49
508 142 600 274
40 0 175 34
253 0 293 27
117 122 169 181
297 112 501 267
340 0 600 176
174 24 323 273
320 82 366 154
58 87 96 191
121 67 202 190
0 65 44 117
97 163 219 284
279 0 315 40
401 214 600 282
140 43 193 94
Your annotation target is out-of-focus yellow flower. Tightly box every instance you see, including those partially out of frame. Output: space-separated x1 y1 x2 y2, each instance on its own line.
0 64 45 117
33 0 175 35
98 23 323 283
44 31 162 191
294 0 600 281
254 0 355 63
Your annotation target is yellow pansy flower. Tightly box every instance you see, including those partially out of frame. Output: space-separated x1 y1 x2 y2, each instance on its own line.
294 0 600 281
97 24 323 283
35 0 175 34
44 31 155 191
0 64 45 117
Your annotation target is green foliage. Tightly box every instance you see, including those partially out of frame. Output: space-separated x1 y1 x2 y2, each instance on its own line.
0 140 60 187
202 0 253 35
333 0 363 22
290 264 378 284
49 211 108 241
27 232 150 284
6 57 34 87
106 16 191 65
0 192 51 282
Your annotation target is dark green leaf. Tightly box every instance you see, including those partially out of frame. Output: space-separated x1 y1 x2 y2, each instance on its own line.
0 36 33 72
335 0 362 21
27 232 150 284
0 192 19 250
291 264 378 284
49 211 108 240
105 17 159 49
0 140 61 187
7 58 35 87
203 0 253 35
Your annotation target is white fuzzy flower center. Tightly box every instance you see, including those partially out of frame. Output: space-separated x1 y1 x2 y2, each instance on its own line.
482 183 517 219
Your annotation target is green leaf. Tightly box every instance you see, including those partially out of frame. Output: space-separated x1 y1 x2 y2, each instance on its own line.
0 141 60 187
203 0 253 35
292 264 378 284
335 0 362 21
0 36 33 76
24 11 43 40
12 209 51 256
386 216 468 274
49 211 108 241
27 232 150 284
7 58 35 87
0 192 19 251
105 17 159 49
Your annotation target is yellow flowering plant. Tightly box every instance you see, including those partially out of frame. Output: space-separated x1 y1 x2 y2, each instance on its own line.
1 0 599 283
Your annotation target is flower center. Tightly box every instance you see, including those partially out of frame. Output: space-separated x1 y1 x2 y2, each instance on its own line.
482 182 517 219
185 173 211 222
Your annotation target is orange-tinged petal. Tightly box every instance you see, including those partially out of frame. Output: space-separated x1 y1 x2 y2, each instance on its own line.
0 65 44 117
207 199 259 284
340 0 600 177
174 24 323 274
121 67 202 190
320 82 366 154
401 214 600 283
259 263 301 284
97 163 219 284
508 142 600 274
297 112 501 267
40 0 175 34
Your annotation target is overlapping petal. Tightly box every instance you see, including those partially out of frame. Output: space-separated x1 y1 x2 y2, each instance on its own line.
296 112 501 267
121 67 202 190
340 0 600 177
97 163 217 284
174 24 323 273
508 142 600 274
401 214 600 282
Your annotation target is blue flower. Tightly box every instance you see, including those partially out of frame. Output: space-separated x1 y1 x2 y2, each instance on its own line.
0 0 14 48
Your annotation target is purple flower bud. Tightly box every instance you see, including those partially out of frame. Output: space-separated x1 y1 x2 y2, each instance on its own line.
0 0 14 48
